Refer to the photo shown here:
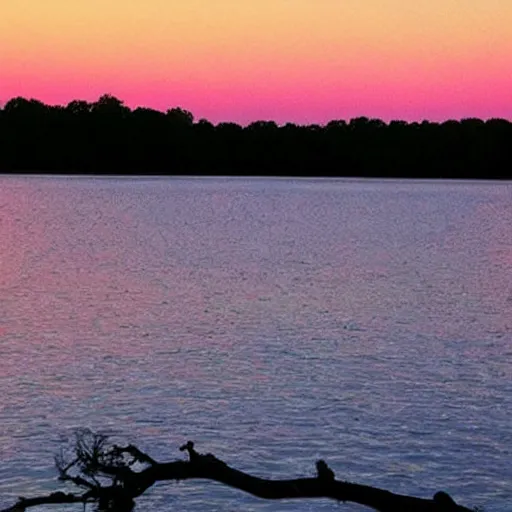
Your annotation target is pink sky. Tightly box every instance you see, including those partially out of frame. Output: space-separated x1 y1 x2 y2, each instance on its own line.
1 0 511 124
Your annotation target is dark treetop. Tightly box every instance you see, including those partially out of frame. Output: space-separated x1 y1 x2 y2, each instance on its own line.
1 95 510 178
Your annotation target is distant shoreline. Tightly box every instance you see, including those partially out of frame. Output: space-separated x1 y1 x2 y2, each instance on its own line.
1 173 510 184
1 95 511 179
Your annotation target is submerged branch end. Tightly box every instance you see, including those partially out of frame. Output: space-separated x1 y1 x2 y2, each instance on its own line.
1 435 476 512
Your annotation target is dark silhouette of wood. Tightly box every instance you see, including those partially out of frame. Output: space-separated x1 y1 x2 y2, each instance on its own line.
0 429 477 512
316 459 335 481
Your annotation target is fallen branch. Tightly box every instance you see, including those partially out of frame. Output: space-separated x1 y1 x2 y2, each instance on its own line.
1 430 476 512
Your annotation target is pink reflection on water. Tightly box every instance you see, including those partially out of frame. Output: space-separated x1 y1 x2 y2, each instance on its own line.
0 177 511 512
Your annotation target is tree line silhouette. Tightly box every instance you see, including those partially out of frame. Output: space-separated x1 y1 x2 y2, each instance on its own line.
0 94 510 178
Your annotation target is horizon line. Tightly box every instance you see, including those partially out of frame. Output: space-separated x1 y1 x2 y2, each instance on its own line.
1 94 511 127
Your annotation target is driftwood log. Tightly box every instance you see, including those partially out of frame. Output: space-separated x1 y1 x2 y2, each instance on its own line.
0 429 476 512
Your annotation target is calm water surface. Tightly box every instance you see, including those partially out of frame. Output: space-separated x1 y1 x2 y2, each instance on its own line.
0 176 511 512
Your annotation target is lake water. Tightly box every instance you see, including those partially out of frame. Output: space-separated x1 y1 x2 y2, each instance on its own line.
0 176 511 512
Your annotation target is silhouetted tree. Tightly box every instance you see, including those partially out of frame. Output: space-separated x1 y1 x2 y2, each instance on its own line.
166 107 194 127
92 94 130 116
0 95 510 178
66 99 93 116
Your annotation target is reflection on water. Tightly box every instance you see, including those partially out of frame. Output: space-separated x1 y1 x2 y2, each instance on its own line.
0 176 511 512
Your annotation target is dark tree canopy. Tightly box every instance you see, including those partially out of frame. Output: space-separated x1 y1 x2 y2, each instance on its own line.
0 429 480 512
0 95 510 178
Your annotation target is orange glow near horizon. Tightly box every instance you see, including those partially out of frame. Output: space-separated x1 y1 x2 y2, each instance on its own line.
1 0 511 123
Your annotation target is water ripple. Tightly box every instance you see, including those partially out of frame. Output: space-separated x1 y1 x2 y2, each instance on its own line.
0 177 511 511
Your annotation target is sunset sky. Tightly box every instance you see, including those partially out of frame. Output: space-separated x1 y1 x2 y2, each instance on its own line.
1 0 511 124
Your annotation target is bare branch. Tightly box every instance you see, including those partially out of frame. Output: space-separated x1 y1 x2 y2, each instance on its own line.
0 492 88 512
1 432 477 512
